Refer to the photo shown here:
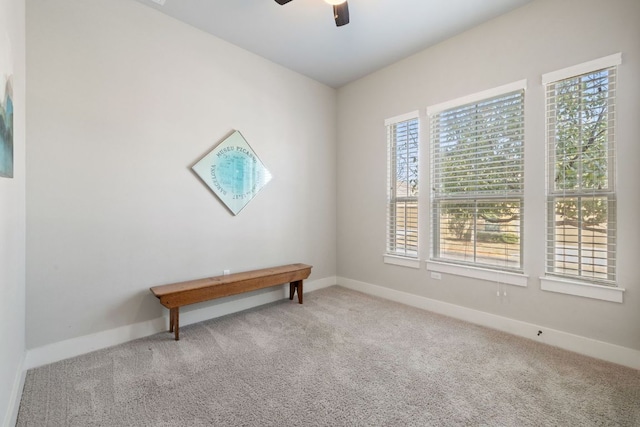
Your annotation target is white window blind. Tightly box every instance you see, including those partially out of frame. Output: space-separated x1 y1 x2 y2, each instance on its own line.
430 87 524 271
545 60 618 285
386 113 419 258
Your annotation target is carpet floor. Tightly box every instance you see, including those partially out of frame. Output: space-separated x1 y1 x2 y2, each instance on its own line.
17 286 640 426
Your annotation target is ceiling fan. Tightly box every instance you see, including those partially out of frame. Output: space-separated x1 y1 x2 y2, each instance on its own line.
275 0 350 27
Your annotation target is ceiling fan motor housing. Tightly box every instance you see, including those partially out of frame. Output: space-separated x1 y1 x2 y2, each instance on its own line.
274 0 350 27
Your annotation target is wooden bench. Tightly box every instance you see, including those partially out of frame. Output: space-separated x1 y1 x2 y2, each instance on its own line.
150 263 312 340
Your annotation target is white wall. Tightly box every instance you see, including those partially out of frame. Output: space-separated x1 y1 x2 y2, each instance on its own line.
26 0 337 349
0 0 25 423
337 0 640 351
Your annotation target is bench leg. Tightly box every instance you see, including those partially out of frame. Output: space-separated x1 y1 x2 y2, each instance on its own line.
289 280 303 304
169 307 180 341
174 308 180 341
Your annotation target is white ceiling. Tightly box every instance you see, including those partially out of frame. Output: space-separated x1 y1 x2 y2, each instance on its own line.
134 0 533 88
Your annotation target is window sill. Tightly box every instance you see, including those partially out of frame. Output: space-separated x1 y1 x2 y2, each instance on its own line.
426 261 528 287
540 276 624 303
383 255 421 269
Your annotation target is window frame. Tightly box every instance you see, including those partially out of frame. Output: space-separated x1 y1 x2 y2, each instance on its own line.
542 53 621 295
427 80 527 277
384 111 420 267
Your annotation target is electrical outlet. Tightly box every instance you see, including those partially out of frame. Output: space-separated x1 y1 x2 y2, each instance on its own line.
430 272 442 280
223 269 230 275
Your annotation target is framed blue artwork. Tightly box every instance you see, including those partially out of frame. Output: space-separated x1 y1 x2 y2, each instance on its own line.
192 130 272 215
0 77 13 178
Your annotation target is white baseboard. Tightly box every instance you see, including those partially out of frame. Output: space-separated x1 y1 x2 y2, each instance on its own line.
25 316 168 370
338 277 640 370
3 353 26 427
302 275 336 293
25 276 336 370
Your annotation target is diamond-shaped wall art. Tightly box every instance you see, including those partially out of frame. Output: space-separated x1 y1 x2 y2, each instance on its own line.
192 131 272 215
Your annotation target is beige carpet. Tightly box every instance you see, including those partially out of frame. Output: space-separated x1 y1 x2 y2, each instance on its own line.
17 286 640 426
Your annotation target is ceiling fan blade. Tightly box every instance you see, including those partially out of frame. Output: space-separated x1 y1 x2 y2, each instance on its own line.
333 2 349 27
274 0 293 5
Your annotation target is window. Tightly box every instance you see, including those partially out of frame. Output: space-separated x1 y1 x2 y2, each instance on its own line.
429 81 525 272
544 54 620 286
386 112 419 259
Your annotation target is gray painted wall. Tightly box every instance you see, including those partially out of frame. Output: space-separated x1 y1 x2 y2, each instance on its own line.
337 0 640 351
26 0 337 349
0 0 25 423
